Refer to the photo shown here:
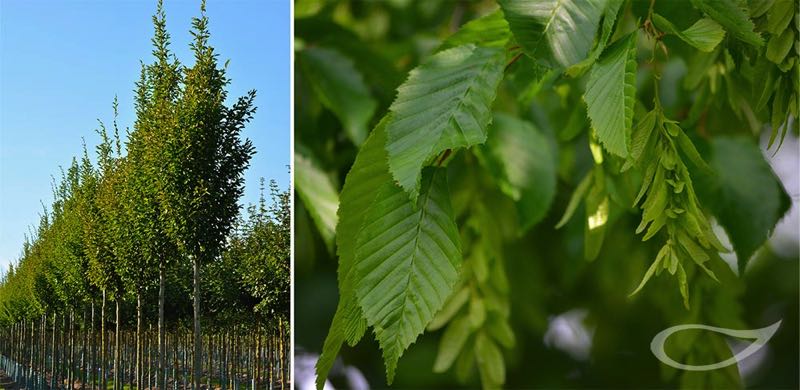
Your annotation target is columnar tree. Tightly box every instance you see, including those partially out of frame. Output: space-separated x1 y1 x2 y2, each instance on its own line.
159 1 256 386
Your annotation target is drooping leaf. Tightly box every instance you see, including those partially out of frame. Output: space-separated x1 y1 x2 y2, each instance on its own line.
653 14 726 52
433 316 472 373
766 27 795 64
478 113 557 231
499 0 607 68
690 0 764 46
566 0 625 76
315 120 394 390
584 33 638 157
299 47 378 146
766 0 794 34
440 9 511 50
385 44 506 203
475 331 505 387
295 151 338 252
354 168 461 383
698 137 791 273
555 170 592 228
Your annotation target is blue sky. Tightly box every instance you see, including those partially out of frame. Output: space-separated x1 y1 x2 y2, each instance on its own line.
0 0 290 272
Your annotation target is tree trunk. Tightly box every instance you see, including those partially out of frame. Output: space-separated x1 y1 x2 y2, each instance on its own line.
137 292 142 390
159 263 166 390
192 254 201 390
114 296 121 390
102 290 107 390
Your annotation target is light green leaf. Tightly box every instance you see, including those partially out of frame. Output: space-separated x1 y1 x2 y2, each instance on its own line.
670 123 713 173
653 14 726 52
698 137 791 274
622 109 657 171
295 151 338 252
440 9 511 50
630 243 669 296
487 317 516 348
475 331 505 387
428 286 470 331
584 33 638 157
567 0 625 76
299 47 377 146
433 316 472 373
691 0 764 46
479 113 557 231
499 0 607 68
354 168 461 383
314 305 346 390
555 170 592 228
766 27 795 64
766 0 794 34
385 44 506 203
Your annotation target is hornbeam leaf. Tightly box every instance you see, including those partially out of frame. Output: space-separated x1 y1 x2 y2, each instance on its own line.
354 168 461 383
440 9 511 50
385 44 505 203
295 152 338 253
479 113 557 231
690 0 764 46
315 120 392 390
499 0 607 68
584 33 638 157
653 14 726 52
698 137 791 274
299 47 378 146
566 0 625 76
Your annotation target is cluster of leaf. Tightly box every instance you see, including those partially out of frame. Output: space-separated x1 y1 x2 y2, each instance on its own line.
625 107 727 308
296 0 796 388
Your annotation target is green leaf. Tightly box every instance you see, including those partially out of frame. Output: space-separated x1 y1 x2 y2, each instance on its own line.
499 0 607 68
700 137 791 273
475 331 505 387
295 151 338 252
584 181 609 261
385 44 506 203
433 316 472 373
622 109 657 171
691 0 764 46
335 119 398 346
555 170 592 228
316 121 395 390
299 47 378 146
479 113 557 231
428 286 470 331
440 9 511 50
630 243 669 296
584 33 638 157
566 0 625 76
766 27 795 64
766 0 794 34
354 168 462 383
653 14 726 52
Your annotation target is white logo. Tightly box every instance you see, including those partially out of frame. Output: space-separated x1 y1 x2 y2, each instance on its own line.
650 320 782 371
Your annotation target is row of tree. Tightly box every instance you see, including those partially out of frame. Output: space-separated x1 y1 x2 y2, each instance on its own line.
0 1 289 389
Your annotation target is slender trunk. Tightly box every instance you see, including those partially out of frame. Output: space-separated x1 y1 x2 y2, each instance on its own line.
159 263 166 390
82 308 87 390
91 299 95 389
192 254 201 390
70 308 75 390
51 313 56 389
137 292 142 390
102 290 107 390
114 297 121 390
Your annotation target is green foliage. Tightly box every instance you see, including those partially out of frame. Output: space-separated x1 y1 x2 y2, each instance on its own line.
296 1 798 388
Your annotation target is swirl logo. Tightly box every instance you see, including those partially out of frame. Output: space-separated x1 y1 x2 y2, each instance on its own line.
650 320 782 371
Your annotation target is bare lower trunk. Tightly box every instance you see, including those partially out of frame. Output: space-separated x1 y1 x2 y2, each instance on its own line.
102 291 107 390
159 264 166 390
193 254 201 390
137 292 142 389
114 296 120 390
